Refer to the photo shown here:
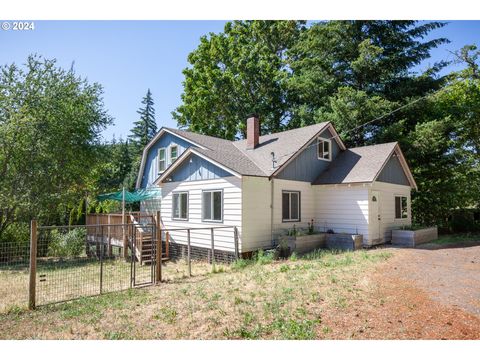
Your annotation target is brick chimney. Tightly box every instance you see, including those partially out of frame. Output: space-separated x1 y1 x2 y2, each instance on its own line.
246 115 260 150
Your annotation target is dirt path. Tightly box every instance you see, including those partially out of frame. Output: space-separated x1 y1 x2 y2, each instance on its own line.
381 244 480 316
355 244 480 339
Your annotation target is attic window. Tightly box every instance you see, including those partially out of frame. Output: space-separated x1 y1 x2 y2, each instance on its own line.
317 138 332 161
170 145 178 163
158 148 166 173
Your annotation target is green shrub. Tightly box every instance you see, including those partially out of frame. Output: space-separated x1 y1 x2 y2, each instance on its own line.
255 249 274 265
47 228 86 257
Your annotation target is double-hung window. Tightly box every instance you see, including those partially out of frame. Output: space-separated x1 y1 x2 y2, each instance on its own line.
170 145 178 163
395 196 408 219
158 148 166 173
317 138 332 161
202 190 223 222
282 191 300 222
172 192 188 220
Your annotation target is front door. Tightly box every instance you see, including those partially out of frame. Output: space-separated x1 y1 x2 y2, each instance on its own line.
370 191 381 242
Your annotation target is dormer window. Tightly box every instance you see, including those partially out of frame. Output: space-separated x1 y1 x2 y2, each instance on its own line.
170 145 178 163
317 138 331 161
158 148 166 173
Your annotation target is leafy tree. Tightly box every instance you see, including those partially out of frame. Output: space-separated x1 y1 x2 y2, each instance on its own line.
173 20 305 139
287 21 450 144
129 89 157 151
0 55 112 236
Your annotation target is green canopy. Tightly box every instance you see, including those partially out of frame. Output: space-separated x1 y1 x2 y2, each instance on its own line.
97 188 162 203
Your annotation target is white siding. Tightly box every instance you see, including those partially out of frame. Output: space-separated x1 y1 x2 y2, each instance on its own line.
314 184 370 243
160 177 242 252
241 176 272 252
369 181 411 244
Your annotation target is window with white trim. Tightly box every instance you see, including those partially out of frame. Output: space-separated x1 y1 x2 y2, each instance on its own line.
170 145 178 163
317 138 331 161
172 192 188 220
395 196 408 219
158 148 166 173
202 190 223 222
282 191 300 222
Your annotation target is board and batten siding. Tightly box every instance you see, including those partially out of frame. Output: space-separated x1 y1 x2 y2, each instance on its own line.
369 181 411 244
170 153 231 182
140 132 194 188
376 153 410 186
160 177 242 252
314 184 370 243
277 128 340 182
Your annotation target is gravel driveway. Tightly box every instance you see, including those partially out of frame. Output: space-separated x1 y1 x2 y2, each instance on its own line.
382 243 480 317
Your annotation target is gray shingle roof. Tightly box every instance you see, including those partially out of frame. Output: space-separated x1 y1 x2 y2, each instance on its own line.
166 123 331 177
313 142 398 185
165 127 266 176
233 122 330 176
164 126 402 185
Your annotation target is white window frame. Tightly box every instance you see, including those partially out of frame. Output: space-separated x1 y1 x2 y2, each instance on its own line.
158 147 166 173
282 190 301 222
202 189 223 223
172 191 188 221
170 145 179 164
317 138 332 161
394 195 408 220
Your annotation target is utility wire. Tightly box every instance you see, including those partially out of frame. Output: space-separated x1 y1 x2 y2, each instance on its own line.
272 79 463 164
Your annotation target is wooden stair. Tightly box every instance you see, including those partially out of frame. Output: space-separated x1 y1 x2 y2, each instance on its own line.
137 234 169 264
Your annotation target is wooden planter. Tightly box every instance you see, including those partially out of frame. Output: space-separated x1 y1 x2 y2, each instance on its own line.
391 226 438 247
325 233 363 251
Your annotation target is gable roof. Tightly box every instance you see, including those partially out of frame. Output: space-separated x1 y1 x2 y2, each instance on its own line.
312 142 417 189
151 123 347 184
233 122 346 177
137 122 416 189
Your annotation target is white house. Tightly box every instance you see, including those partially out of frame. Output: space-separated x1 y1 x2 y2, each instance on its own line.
136 117 417 259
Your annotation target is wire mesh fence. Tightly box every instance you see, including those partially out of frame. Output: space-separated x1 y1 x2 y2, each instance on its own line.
0 235 30 312
159 226 239 282
34 223 157 306
0 216 240 310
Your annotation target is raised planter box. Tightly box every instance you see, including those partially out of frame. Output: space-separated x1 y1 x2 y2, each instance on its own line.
278 233 326 255
325 233 363 251
391 226 438 247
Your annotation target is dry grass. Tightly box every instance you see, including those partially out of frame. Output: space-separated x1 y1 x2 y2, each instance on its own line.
1 248 479 339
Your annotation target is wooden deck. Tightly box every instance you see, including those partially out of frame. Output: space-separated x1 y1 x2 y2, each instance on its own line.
86 212 170 263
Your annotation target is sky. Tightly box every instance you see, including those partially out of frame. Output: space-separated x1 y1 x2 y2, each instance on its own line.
1 20 479 141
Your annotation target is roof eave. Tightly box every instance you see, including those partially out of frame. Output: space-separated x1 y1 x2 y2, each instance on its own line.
135 127 208 189
155 148 242 185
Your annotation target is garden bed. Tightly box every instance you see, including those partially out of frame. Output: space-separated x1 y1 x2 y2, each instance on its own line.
278 232 363 254
391 226 438 247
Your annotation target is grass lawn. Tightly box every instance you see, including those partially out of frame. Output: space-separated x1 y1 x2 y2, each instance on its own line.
0 249 393 339
431 233 480 245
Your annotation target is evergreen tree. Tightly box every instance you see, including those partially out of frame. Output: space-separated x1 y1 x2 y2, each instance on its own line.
129 89 157 150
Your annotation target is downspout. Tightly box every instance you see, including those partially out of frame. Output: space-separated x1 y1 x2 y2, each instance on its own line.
270 178 274 247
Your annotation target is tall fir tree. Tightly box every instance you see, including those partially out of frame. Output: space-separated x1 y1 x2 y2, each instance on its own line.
129 89 157 151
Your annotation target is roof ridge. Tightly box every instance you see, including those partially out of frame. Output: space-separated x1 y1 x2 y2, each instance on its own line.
349 141 398 150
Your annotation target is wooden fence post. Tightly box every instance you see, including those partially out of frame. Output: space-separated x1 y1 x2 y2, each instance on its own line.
210 228 215 269
234 226 239 260
155 211 162 284
28 220 37 310
187 229 191 277
166 232 170 258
